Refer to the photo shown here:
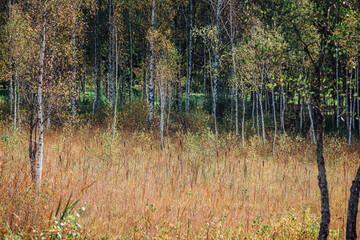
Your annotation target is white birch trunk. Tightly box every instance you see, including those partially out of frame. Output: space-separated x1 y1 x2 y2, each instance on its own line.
213 0 221 104
148 0 155 123
336 45 340 128
185 0 193 112
307 96 316 143
13 68 18 131
256 91 260 137
113 32 119 136
17 84 20 129
260 64 266 148
349 69 354 147
36 2 47 190
108 0 114 106
280 83 286 138
271 80 276 156
252 91 255 129
208 47 219 150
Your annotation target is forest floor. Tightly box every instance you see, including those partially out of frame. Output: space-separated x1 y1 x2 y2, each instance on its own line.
0 123 359 239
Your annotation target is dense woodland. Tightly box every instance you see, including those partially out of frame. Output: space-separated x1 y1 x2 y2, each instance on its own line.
0 0 360 239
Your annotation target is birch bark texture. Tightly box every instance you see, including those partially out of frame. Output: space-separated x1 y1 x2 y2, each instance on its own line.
148 0 155 124
35 2 47 190
185 0 193 113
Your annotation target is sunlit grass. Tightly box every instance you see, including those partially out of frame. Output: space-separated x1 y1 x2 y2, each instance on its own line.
0 122 358 239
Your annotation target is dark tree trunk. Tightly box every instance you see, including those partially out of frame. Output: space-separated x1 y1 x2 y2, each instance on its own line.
108 0 114 106
203 41 207 110
92 0 101 116
346 165 360 240
312 68 330 240
8 0 13 115
129 13 133 105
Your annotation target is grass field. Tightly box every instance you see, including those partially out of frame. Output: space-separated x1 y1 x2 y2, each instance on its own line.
0 120 358 239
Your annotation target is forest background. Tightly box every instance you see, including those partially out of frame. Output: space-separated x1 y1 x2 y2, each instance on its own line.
0 0 360 239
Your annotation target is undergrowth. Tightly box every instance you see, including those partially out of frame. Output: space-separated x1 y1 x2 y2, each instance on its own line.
0 106 358 239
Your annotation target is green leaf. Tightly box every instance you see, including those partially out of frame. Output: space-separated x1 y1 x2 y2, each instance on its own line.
1 215 13 236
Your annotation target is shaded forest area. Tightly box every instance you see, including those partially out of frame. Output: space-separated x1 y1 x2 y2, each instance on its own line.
0 0 360 239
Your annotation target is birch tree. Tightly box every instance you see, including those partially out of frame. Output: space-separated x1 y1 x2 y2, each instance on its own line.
149 30 177 150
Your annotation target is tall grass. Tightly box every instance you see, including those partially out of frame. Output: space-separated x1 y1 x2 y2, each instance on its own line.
0 121 358 239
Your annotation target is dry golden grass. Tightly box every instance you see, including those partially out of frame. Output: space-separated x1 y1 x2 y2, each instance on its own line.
0 123 359 239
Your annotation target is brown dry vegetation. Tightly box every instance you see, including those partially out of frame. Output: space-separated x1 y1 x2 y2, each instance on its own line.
0 121 359 239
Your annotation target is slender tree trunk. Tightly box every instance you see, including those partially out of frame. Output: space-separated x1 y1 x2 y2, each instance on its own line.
29 99 37 183
113 32 119 136
185 0 193 113
346 74 350 128
346 164 360 240
265 91 268 114
71 3 78 115
230 28 238 135
158 77 166 151
260 65 266 148
279 85 282 127
242 81 245 148
17 84 20 129
281 83 286 138
256 91 260 137
93 0 101 115
209 48 219 150
349 70 353 148
308 96 316 143
357 56 360 140
129 13 133 105
47 102 52 128
315 109 330 240
148 0 155 123
108 0 114 106
300 86 304 135
176 10 182 110
235 84 239 136
96 0 101 103
272 81 277 156
13 69 17 131
177 69 182 110
336 45 340 128
82 64 86 102
167 89 172 133
230 85 234 131
213 0 221 104
35 2 47 190
203 41 207 110
9 63 13 115
252 91 255 129
122 57 127 105
71 27 76 117
143 67 147 100
313 67 330 239
8 0 13 115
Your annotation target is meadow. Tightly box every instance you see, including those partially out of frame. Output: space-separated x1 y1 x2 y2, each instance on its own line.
0 106 359 239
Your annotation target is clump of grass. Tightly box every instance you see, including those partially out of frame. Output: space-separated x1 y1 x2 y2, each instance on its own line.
0 123 358 238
